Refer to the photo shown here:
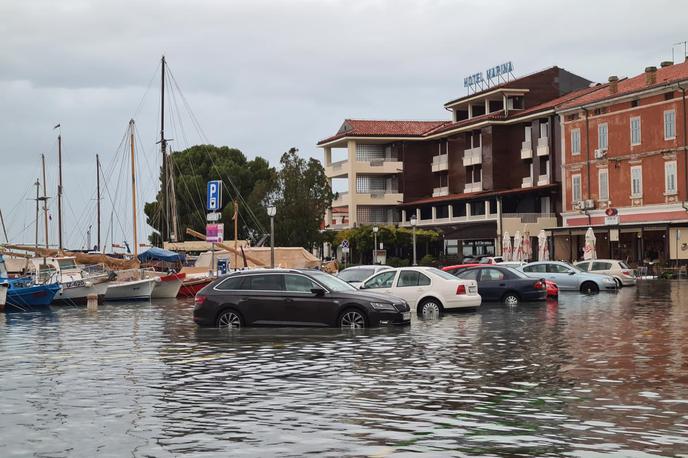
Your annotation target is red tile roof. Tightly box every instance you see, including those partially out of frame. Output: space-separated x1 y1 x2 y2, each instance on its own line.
559 60 688 109
317 119 449 145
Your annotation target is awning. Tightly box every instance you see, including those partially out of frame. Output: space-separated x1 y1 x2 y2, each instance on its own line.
138 247 185 263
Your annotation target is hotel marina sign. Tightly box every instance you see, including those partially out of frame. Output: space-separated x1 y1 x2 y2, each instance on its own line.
464 61 515 91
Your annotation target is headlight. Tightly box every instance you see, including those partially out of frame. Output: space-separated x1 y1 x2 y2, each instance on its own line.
370 302 396 311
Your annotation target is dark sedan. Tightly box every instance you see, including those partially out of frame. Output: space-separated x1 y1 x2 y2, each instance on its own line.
452 266 547 305
193 269 411 328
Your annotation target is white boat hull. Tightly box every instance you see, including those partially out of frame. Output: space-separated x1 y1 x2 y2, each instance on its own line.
53 280 110 304
105 278 157 301
151 278 182 298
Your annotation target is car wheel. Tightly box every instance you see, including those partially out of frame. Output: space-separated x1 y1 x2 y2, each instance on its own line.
216 310 242 328
502 293 520 306
339 309 367 328
614 277 623 288
418 298 443 316
580 281 599 294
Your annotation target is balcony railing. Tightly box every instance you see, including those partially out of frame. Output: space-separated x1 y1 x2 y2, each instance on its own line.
431 154 449 172
464 181 482 193
521 141 532 159
521 176 533 188
462 146 482 166
536 137 549 156
537 175 550 186
332 191 349 206
432 186 449 197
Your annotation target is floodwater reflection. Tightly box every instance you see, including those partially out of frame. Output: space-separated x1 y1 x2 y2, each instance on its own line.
1 280 687 456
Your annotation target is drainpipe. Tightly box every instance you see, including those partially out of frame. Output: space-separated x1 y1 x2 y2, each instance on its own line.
678 83 688 212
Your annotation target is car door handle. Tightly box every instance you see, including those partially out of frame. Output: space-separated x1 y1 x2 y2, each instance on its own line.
499 283 506 287
284 298 294 303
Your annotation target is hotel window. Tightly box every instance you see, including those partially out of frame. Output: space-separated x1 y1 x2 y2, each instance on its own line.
664 110 676 140
572 174 582 203
630 117 641 145
598 123 608 150
665 161 677 194
631 166 643 198
524 125 531 142
598 169 609 201
539 121 548 138
571 128 581 155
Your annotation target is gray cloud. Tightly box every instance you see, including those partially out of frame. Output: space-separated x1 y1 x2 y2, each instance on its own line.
1 0 686 247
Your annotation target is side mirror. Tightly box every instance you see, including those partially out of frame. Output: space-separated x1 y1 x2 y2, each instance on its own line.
568 271 576 275
311 288 326 296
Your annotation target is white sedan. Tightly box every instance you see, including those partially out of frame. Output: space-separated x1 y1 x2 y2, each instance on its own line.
359 266 481 314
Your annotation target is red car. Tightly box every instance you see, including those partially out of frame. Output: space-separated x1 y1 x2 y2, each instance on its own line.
545 280 558 298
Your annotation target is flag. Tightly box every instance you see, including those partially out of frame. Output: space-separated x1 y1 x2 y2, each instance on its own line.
53 123 60 129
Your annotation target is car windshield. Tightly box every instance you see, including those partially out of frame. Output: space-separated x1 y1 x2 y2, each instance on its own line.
427 268 460 281
309 271 358 292
338 268 375 282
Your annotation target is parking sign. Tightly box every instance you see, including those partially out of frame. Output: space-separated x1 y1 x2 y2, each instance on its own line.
207 180 222 211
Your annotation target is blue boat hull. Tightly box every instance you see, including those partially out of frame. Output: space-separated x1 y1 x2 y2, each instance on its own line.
5 282 61 307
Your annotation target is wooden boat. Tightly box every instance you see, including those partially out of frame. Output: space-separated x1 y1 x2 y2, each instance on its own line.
31 256 110 305
149 272 185 298
104 277 157 301
4 278 61 308
177 276 213 298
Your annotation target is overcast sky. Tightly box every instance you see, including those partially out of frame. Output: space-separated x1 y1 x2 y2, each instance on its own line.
1 0 686 248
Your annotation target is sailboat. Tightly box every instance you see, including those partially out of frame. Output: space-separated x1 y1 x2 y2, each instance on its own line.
0 255 61 309
103 120 157 301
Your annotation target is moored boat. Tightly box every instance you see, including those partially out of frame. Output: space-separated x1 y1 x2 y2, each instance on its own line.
104 277 158 301
32 256 111 305
149 272 185 298
4 279 61 308
177 276 213 298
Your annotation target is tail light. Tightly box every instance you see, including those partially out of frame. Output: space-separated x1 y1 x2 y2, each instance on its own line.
194 295 207 305
534 280 545 290
622 270 633 277
456 284 467 295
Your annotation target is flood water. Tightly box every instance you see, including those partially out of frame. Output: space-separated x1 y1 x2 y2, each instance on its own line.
1 281 688 457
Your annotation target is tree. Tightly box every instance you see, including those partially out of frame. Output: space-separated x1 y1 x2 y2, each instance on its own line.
144 145 277 245
272 148 334 249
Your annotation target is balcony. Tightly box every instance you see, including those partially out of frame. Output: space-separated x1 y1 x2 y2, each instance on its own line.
464 181 482 193
502 213 558 234
537 175 550 186
462 146 482 166
355 191 404 206
325 159 404 178
431 154 449 172
520 141 532 159
432 186 449 197
536 137 549 156
521 176 533 188
332 191 350 207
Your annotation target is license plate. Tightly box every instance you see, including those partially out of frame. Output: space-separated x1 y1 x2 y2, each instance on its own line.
469 286 477 294
402 312 411 321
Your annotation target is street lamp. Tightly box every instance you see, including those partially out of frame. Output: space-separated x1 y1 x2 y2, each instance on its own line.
372 226 379 264
410 215 417 266
267 206 276 268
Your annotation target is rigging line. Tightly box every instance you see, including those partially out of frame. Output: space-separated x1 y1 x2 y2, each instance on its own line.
99 126 131 243
166 66 267 236
131 60 162 121
132 124 162 243
169 151 207 228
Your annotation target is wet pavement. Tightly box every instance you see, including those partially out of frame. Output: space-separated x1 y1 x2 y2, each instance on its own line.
1 280 688 457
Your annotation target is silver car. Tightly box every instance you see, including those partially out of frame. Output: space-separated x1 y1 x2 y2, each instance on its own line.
337 265 392 289
519 261 617 293
574 259 637 287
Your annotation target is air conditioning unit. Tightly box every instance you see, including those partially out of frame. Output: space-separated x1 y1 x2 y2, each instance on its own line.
584 199 596 210
594 148 607 159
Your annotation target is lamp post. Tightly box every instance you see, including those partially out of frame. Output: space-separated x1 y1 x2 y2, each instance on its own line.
372 226 379 264
410 215 417 266
267 206 276 268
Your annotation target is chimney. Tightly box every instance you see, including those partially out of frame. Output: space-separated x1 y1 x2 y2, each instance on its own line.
645 66 657 85
660 61 674 68
608 75 619 94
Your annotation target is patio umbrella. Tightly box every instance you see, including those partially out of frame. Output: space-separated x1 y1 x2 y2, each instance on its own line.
502 231 512 261
512 230 523 262
522 229 532 261
537 230 549 261
583 227 597 260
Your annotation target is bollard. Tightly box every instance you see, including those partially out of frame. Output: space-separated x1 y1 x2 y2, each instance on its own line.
87 294 98 311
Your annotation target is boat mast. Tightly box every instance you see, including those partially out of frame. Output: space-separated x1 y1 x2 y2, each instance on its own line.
129 119 139 257
160 55 169 244
34 179 40 251
57 131 64 251
168 153 179 242
96 154 101 251
41 154 49 249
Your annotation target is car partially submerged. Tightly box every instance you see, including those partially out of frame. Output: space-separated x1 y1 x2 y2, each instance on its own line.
574 259 636 287
337 265 391 288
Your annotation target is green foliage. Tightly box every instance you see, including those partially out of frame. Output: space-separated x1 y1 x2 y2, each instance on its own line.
419 254 436 266
333 224 439 264
144 144 276 244
386 257 410 268
272 148 335 249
